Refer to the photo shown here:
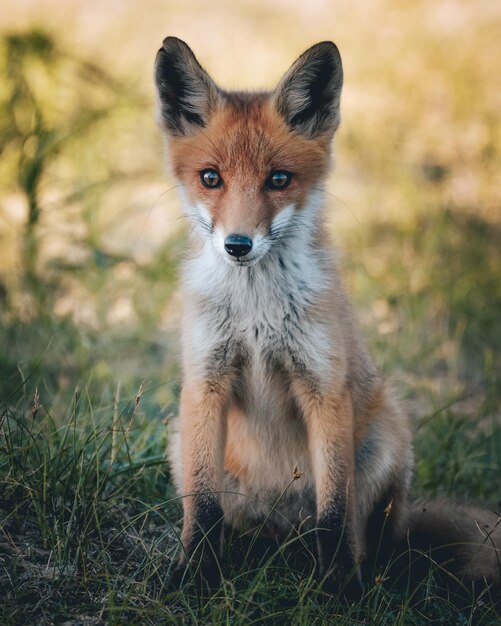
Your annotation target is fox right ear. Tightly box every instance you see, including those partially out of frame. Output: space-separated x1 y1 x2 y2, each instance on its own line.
154 37 220 136
273 41 343 139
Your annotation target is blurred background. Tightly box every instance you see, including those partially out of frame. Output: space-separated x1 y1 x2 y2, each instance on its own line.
1 0 500 492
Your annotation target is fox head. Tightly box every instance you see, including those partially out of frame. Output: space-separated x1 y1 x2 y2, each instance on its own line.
154 37 343 266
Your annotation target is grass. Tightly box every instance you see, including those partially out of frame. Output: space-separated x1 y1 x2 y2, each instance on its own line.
0 386 499 624
1 5 500 624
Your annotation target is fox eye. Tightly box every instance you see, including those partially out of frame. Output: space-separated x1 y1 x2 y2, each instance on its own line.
200 169 222 188
266 171 292 190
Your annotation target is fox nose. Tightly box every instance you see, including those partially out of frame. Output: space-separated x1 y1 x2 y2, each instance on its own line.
224 234 253 258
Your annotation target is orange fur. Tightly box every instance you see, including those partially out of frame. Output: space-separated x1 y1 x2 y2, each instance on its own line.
168 100 330 235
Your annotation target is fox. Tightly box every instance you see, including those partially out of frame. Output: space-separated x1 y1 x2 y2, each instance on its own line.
153 37 501 598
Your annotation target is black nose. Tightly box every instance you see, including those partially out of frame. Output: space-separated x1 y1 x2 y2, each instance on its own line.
224 234 253 258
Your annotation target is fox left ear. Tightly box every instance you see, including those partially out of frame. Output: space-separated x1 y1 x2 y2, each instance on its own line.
273 41 343 139
154 37 221 136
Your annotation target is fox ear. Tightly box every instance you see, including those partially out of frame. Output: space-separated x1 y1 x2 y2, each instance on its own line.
154 37 220 136
273 41 343 139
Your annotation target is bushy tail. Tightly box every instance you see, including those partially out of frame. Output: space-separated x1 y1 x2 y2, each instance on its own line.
392 499 501 598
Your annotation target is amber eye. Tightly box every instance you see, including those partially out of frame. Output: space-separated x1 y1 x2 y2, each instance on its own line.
266 171 292 190
200 169 222 188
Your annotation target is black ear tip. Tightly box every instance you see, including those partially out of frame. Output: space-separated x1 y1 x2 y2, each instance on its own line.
155 37 193 70
160 36 190 53
310 40 341 61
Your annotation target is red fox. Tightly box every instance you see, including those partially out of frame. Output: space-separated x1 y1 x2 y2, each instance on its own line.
154 37 500 597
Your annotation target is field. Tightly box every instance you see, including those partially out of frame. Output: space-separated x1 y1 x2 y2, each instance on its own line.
0 1 500 623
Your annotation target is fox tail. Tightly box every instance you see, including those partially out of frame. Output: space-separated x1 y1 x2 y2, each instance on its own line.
388 499 501 602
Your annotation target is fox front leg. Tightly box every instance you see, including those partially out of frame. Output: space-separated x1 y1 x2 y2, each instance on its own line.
293 379 362 597
171 376 230 591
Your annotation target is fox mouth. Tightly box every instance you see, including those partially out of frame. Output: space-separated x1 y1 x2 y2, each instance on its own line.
219 247 271 267
226 255 262 267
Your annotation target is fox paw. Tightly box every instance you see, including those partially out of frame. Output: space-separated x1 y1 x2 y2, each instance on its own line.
167 558 222 596
317 565 364 603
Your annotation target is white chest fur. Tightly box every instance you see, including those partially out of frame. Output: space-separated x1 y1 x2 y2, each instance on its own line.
182 233 335 387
